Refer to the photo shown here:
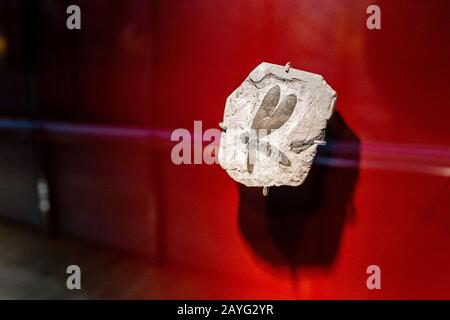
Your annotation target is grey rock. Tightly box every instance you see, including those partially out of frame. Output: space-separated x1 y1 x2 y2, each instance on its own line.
218 62 336 187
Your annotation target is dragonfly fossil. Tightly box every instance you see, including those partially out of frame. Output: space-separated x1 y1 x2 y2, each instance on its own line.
241 85 297 174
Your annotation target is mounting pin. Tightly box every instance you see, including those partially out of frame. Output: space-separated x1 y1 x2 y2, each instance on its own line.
314 140 326 146
285 62 292 73
219 122 227 132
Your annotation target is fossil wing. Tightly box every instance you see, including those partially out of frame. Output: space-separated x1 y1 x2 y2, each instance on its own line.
251 85 280 130
264 94 297 130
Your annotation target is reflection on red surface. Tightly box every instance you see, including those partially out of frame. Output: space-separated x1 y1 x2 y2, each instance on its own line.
153 0 450 299
0 0 449 299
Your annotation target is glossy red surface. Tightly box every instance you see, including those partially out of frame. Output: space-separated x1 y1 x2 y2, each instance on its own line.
153 0 450 299
0 0 449 299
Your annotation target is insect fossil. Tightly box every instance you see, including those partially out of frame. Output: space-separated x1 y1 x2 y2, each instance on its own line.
241 85 297 174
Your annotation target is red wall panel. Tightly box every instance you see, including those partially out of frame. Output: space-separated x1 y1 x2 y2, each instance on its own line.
154 0 450 299
3 0 444 299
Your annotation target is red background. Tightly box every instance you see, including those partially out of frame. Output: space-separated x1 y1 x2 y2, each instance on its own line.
153 0 450 299
0 0 449 299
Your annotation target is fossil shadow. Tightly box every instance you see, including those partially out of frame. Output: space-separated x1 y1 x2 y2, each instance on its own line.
238 112 360 272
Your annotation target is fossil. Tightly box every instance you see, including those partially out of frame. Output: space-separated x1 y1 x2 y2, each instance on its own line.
218 62 336 188
242 85 297 174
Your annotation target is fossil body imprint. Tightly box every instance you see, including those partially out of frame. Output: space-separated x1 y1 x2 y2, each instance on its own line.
218 62 336 188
